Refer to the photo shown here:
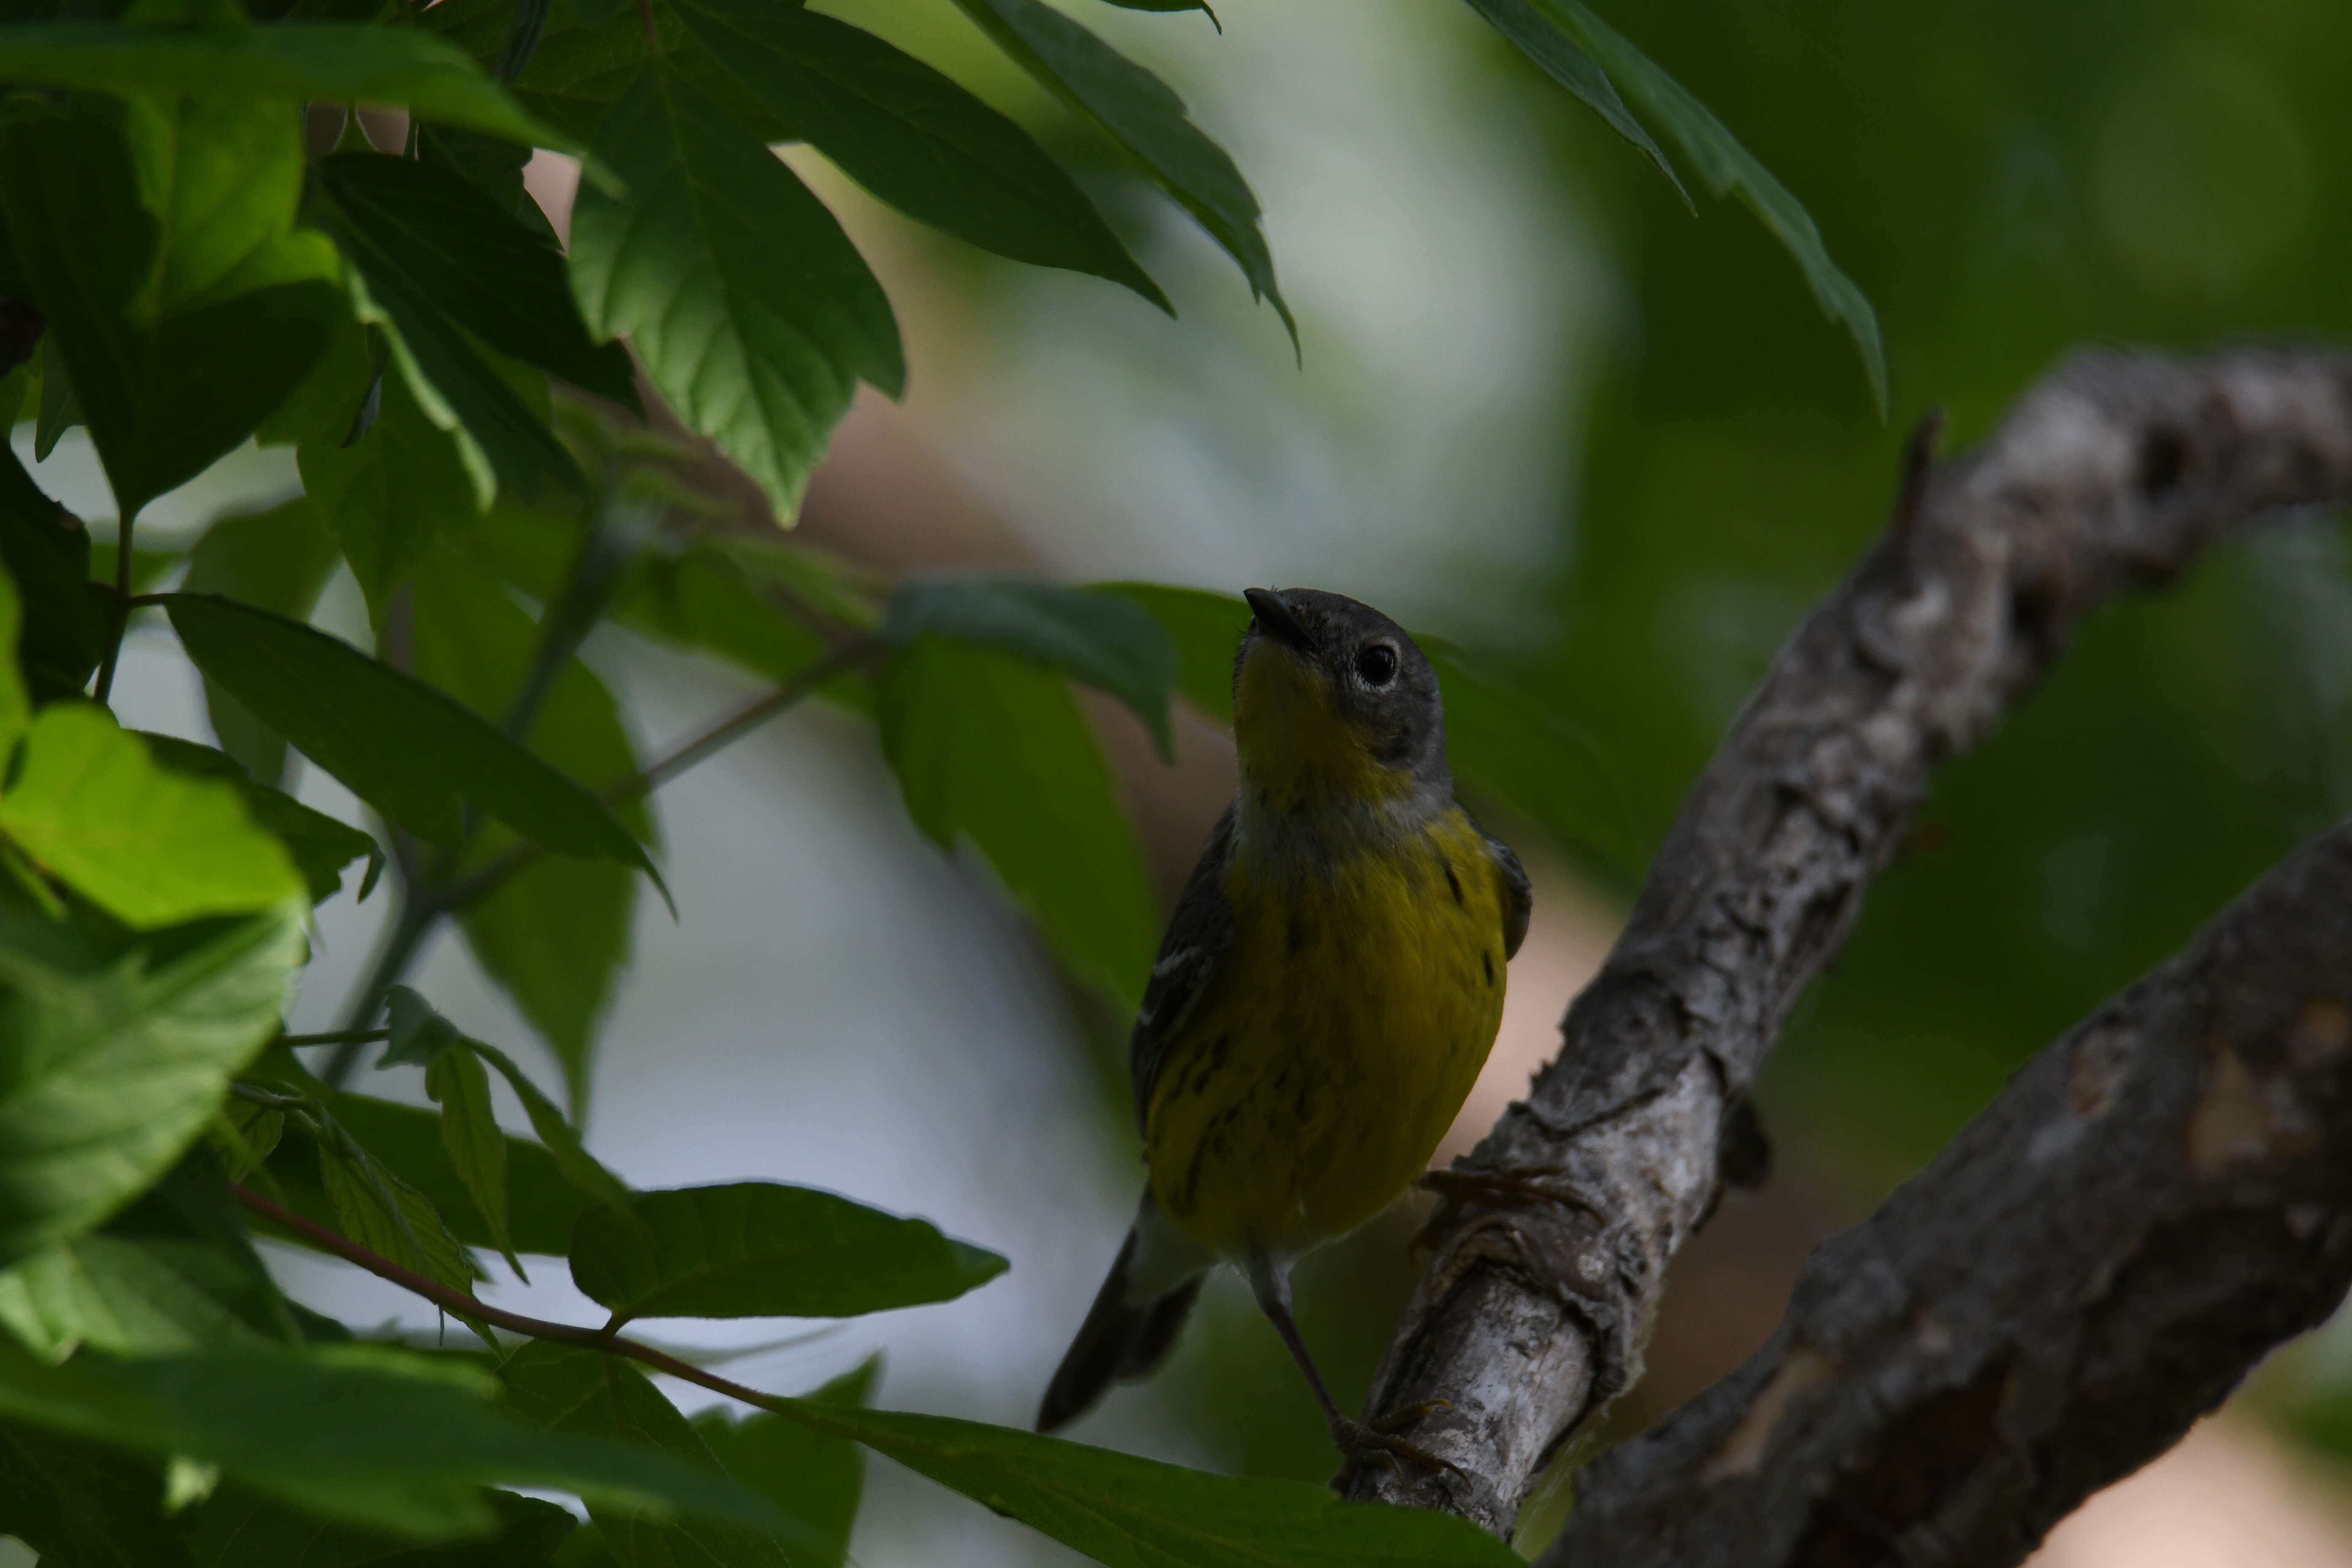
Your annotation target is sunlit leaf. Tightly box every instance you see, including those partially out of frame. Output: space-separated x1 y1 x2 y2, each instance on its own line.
569 1182 1006 1326
136 733 384 906
0 899 305 1270
570 59 904 519
0 704 304 928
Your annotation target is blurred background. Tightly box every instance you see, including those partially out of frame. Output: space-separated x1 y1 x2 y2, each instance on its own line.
21 0 2352 1561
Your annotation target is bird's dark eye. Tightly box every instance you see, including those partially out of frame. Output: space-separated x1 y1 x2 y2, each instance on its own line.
1354 644 1398 687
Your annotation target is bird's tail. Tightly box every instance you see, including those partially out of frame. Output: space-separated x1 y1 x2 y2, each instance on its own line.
1037 1200 1204 1433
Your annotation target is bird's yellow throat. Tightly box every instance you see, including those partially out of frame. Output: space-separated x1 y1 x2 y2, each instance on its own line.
1232 638 1421 814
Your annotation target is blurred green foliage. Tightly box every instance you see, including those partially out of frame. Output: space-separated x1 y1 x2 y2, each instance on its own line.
1491 0 2352 1196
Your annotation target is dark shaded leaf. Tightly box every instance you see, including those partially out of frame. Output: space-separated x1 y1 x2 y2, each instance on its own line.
0 1419 189 1566
677 0 1167 308
570 60 903 518
297 354 484 609
0 93 336 517
0 21 584 152
878 636 1157 1005
407 549 646 1102
474 505 877 697
416 122 559 247
257 1085 589 1259
0 563 27 751
777 1399 1527 1568
569 1182 1006 1325
498 1339 809 1567
0 452 100 702
163 593 660 884
316 152 637 411
313 1135 484 1317
950 0 1292 346
180 498 343 786
0 1149 294 1361
332 251 582 506
424 0 792 146
887 575 1179 760
425 1047 520 1279
0 899 305 1269
463 1038 633 1215
1531 0 1886 414
33 336 79 459
1094 581 1246 723
692 1359 873 1568
0 1232 279 1360
178 1484 577 1567
381 985 464 1068
0 1339 794 1541
1462 0 1684 202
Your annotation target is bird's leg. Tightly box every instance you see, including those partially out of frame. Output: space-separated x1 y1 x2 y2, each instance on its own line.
1246 1251 1463 1492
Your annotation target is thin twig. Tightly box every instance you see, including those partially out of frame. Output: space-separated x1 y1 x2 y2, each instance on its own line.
232 1184 809 1418
425 634 885 918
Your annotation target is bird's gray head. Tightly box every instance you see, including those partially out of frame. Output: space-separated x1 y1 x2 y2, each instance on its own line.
1231 587 1448 814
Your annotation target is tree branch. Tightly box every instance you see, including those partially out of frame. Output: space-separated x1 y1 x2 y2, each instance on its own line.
1352 346 2352 1532
1547 822 2352 1567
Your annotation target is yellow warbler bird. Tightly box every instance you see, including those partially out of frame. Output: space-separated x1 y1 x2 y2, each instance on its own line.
1037 587 1529 1473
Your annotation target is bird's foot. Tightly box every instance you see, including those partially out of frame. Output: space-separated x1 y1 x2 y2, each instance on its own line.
1327 1411 1465 1493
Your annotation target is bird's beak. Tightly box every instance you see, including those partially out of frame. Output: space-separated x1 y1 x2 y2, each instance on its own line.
1244 588 1317 654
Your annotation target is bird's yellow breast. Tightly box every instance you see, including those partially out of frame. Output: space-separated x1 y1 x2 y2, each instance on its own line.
1142 808 1508 1257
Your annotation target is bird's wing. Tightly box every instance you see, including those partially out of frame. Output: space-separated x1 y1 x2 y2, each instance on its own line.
1484 828 1533 959
1129 805 1239 1132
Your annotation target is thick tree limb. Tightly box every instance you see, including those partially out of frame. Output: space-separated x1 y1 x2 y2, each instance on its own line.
1352 347 2352 1532
1549 823 2352 1567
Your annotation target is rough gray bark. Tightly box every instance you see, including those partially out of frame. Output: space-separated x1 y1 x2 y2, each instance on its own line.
1351 347 2352 1535
1548 824 2352 1568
